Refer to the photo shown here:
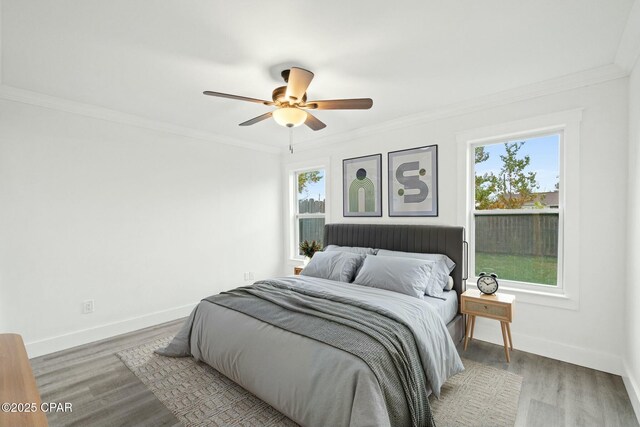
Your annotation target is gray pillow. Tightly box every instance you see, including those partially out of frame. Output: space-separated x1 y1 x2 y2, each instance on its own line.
428 259 453 292
353 255 444 299
324 245 378 256
376 249 456 273
301 251 365 282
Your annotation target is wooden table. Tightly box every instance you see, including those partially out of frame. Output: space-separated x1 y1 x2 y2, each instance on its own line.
461 289 515 362
0 334 48 427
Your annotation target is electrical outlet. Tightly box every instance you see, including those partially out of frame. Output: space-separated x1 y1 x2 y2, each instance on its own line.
82 299 95 314
248 272 254 280
243 272 255 281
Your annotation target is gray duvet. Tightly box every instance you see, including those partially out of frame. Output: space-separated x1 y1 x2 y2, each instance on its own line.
158 276 463 427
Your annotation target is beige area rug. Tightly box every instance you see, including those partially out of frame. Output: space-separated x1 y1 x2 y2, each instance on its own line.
118 336 522 427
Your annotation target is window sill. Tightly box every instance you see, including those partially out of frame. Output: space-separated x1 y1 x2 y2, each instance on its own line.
469 284 579 310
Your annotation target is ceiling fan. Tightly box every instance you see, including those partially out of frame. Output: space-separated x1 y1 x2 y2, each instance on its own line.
203 67 373 131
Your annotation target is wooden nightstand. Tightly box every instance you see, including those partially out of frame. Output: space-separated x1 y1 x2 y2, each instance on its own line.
461 289 515 362
294 266 304 275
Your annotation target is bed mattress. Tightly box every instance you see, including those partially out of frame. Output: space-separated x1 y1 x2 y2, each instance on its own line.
423 289 459 324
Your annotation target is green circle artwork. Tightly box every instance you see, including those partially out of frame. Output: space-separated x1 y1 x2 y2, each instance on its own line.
349 167 376 213
419 168 426 176
398 189 405 196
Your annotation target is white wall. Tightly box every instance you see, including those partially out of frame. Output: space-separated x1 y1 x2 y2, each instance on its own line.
625 60 640 418
0 99 284 357
284 77 629 374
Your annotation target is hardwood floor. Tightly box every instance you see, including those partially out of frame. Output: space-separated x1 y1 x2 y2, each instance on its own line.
458 339 639 427
30 320 638 427
31 320 184 427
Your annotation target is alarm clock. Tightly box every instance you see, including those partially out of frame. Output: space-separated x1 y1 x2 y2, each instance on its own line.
477 272 499 295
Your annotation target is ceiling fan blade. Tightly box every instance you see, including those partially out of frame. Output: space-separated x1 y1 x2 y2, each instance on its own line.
203 91 273 105
304 112 326 131
285 67 314 103
304 98 373 110
239 111 273 126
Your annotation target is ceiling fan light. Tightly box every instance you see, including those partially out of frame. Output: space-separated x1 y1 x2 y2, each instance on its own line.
272 107 307 127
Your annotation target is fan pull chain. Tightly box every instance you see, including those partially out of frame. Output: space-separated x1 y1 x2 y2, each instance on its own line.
288 124 294 154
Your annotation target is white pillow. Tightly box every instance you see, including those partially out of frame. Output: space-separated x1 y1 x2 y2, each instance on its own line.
353 255 443 299
445 276 454 291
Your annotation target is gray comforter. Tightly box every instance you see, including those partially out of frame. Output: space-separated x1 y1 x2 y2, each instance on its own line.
158 276 463 427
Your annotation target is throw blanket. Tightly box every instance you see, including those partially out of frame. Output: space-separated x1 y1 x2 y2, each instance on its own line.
205 279 435 427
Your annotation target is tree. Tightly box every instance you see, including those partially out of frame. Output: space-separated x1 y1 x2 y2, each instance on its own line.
298 171 323 195
475 145 489 164
492 142 539 209
474 146 497 209
474 142 540 210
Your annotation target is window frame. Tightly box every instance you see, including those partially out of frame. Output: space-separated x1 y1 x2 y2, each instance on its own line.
469 132 565 294
288 164 329 261
457 110 582 310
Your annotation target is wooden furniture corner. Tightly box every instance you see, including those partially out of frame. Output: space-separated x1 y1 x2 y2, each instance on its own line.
461 289 515 362
0 333 48 427
293 266 304 275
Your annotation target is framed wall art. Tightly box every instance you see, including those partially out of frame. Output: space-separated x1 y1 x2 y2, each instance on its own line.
388 145 438 216
343 154 382 217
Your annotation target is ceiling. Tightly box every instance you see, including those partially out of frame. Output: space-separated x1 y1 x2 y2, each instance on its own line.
0 0 635 149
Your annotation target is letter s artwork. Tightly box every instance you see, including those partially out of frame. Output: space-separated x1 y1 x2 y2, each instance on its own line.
388 145 438 216
395 161 429 203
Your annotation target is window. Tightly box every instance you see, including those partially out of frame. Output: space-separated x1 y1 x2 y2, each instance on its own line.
294 169 326 258
472 133 562 289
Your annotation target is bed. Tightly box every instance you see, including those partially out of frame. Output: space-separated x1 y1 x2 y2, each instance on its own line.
160 223 467 427
323 223 467 343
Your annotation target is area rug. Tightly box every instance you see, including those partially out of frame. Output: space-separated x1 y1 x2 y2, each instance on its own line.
118 336 522 427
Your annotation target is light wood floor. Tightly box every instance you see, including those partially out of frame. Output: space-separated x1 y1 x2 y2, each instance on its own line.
30 319 638 427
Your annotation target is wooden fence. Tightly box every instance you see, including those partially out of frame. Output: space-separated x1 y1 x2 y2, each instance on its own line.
299 199 325 214
475 212 559 257
299 217 325 251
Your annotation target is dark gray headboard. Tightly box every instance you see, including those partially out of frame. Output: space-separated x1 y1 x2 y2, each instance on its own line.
323 223 467 301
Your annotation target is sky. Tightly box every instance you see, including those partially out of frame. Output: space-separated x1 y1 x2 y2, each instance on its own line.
475 134 560 192
299 169 326 201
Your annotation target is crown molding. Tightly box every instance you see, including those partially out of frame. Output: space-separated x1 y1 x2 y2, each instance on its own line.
0 63 626 158
615 0 640 73
292 64 627 153
0 1 278 155
0 84 281 154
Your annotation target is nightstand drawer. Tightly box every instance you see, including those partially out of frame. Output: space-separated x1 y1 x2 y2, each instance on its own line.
463 300 510 321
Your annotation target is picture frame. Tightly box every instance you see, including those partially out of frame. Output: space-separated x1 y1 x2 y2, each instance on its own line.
343 154 382 217
388 145 438 217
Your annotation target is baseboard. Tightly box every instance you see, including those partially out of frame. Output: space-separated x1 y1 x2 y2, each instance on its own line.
623 361 640 424
24 303 197 358
470 322 623 375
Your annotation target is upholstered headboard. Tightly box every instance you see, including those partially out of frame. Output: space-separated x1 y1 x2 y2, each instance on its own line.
323 223 467 300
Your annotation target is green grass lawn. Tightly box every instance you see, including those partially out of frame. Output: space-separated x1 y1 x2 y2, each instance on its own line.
475 252 558 286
